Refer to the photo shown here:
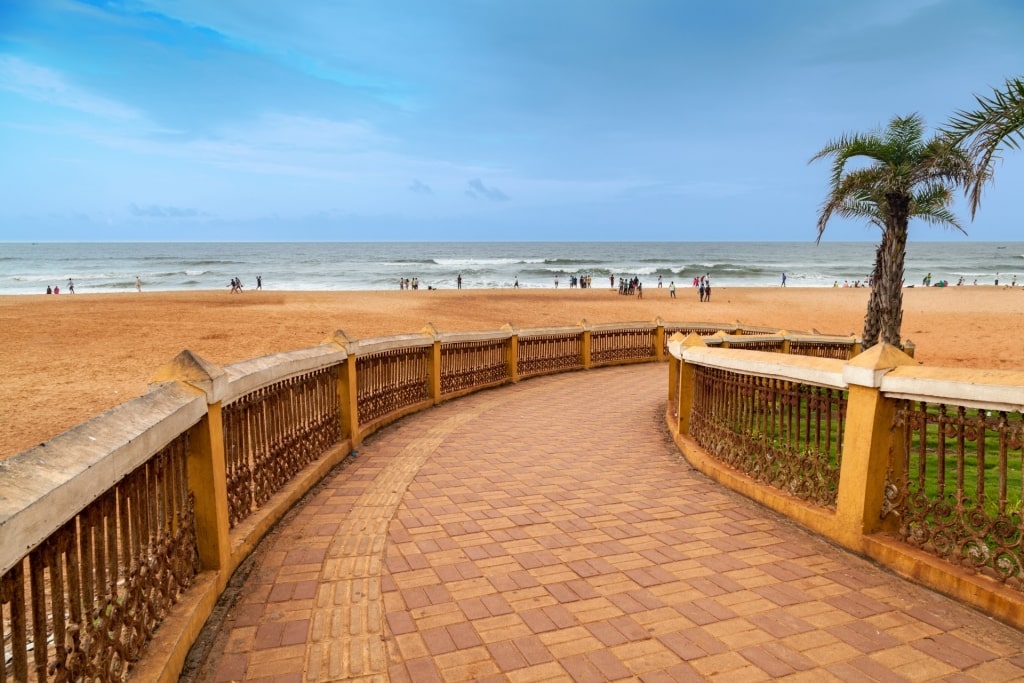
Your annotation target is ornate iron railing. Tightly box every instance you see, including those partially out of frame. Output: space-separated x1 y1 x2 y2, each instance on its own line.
689 365 846 508
440 339 511 396
727 338 786 353
356 347 430 425
1 434 197 682
591 327 656 365
517 333 583 378
222 368 341 529
789 340 857 360
884 401 1024 591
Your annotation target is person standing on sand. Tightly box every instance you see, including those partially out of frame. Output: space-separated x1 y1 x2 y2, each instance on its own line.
67 278 75 294
781 272 786 287
457 273 462 289
135 276 142 292
513 276 519 289
256 275 262 290
554 275 559 288
669 281 676 298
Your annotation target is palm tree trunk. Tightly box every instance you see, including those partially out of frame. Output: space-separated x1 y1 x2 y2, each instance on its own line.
877 195 910 347
861 241 884 349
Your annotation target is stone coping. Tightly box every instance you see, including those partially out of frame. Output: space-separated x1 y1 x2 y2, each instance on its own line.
0 383 206 575
680 346 847 389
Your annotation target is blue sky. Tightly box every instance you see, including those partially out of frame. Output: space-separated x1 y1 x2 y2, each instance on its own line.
1 0 1022 242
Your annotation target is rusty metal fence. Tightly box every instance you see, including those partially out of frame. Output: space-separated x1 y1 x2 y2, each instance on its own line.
885 401 1024 591
689 365 847 508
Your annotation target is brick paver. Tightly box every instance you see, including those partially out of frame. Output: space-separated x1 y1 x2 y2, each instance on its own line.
196 365 1024 682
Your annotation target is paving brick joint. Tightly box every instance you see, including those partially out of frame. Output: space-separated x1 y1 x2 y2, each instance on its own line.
196 364 1024 682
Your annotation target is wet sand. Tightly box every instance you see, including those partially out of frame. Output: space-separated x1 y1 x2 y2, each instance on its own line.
1 285 1020 459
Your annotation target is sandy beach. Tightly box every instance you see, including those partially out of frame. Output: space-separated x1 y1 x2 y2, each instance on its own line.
1 285 1021 459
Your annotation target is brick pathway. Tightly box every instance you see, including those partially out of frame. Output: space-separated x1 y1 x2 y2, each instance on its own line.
196 365 1024 682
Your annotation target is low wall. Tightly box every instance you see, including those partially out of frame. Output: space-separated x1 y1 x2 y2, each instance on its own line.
666 332 1024 631
1 319 857 682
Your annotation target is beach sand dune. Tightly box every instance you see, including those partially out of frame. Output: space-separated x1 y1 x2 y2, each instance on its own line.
1 286 1020 459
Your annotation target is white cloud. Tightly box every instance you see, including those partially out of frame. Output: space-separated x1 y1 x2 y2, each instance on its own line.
0 55 141 120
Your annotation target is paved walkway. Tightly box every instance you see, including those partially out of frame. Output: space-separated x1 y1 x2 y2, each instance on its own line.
195 365 1024 683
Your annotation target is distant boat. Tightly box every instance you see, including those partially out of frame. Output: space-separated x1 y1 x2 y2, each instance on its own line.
997 246 1007 249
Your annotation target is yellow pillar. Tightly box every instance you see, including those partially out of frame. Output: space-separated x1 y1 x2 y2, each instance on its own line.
502 323 520 383
834 343 917 548
654 317 666 362
579 319 592 369
149 350 231 576
777 330 791 355
676 333 708 436
422 323 443 404
187 408 231 574
326 330 361 446
666 332 686 403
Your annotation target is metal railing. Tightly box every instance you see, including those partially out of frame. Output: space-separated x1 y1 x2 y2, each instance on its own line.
0 320 859 681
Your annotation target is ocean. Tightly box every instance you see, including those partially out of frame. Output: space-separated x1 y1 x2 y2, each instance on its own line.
0 241 1019 295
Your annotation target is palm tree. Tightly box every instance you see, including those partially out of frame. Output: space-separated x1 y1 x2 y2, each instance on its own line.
810 114 976 349
944 75 1024 215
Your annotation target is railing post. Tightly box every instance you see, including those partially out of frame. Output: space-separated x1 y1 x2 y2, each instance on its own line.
654 317 666 361
667 332 685 404
502 323 520 383
327 330 361 447
778 330 791 355
149 351 231 576
676 333 708 436
712 330 730 348
835 343 916 548
579 319 592 369
422 323 443 404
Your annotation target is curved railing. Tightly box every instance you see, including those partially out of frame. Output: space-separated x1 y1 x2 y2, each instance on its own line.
667 334 1024 632
0 320 857 682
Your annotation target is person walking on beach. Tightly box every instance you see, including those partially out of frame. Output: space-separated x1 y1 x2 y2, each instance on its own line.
135 276 142 292
704 278 712 302
554 275 559 288
781 272 786 287
457 273 462 289
698 279 706 302
669 281 676 299
657 275 663 288
256 275 262 290
514 276 519 289
67 278 75 294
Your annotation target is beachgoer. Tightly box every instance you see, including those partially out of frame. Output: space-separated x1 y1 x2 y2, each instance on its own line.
657 275 663 288
637 282 643 299
781 272 786 287
704 279 712 301
699 280 705 302
46 285 52 294
67 278 75 294
554 275 559 288
1013 275 1018 287
256 275 262 290
54 285 60 294
609 274 614 288
514 276 519 289
135 276 142 292
669 281 676 298
996 273 1000 286
457 273 462 289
